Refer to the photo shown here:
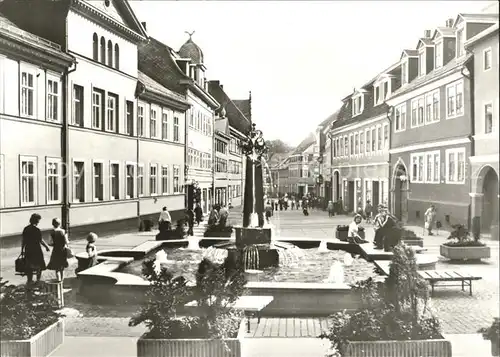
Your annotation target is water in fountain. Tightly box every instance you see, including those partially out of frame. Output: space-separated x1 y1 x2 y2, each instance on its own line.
185 237 201 250
325 260 344 283
243 246 259 270
153 250 168 274
203 246 228 263
318 240 329 252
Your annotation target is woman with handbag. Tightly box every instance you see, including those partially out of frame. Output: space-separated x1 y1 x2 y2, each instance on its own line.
47 218 69 282
21 213 50 284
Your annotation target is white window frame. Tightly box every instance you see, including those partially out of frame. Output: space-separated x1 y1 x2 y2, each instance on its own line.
434 41 443 69
173 165 181 193
161 111 169 140
92 89 103 129
364 128 370 153
483 47 492 72
92 160 104 202
349 133 354 157
401 60 408 85
456 27 465 58
445 147 466 184
410 152 425 183
344 135 348 157
394 103 406 133
20 155 37 206
46 157 62 204
20 65 37 118
72 159 85 203
376 124 382 152
411 96 425 128
137 163 144 197
352 94 364 117
150 163 158 196
106 93 117 132
125 162 135 199
125 100 134 136
0 56 4 113
150 108 157 138
46 75 61 122
173 116 180 142
418 49 426 77
382 123 389 150
446 80 464 119
161 165 169 195
370 127 376 153
0 154 4 208
425 90 440 124
424 150 440 184
358 131 364 156
484 102 493 134
110 161 120 200
354 132 359 155
137 104 145 137
72 84 84 126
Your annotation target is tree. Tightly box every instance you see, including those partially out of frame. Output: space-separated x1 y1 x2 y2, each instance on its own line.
265 139 292 161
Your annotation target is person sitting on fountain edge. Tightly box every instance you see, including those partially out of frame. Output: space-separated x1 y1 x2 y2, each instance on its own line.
347 214 369 244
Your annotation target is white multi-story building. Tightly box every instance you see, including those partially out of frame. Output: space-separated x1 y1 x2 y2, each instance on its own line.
0 0 189 239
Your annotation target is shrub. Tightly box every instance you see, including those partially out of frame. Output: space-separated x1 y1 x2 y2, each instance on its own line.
444 224 485 247
320 244 441 356
0 280 62 340
130 257 247 341
478 318 500 342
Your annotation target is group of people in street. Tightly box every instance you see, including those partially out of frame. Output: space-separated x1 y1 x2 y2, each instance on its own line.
19 213 98 285
207 204 229 228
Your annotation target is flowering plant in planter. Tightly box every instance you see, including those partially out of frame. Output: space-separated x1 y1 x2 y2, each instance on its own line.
0 279 63 340
478 318 500 356
444 224 485 247
320 244 442 356
129 257 247 341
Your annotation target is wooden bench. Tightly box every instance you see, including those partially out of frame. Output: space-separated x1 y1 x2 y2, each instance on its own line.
418 270 482 296
185 295 274 333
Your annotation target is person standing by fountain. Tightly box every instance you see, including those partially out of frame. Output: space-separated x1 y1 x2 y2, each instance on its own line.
158 206 172 233
21 213 50 284
194 203 203 226
219 204 229 227
47 218 69 282
424 204 437 236
208 205 219 226
86 233 98 268
373 205 389 249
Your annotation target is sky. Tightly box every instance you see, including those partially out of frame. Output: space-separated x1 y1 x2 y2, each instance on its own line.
130 0 493 147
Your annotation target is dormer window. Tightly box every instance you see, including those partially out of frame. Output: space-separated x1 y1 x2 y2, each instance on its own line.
383 81 389 99
375 87 380 104
401 61 408 85
456 28 465 57
352 94 364 116
418 50 425 77
434 41 443 69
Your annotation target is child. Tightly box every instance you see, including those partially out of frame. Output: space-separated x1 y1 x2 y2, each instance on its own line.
86 232 98 268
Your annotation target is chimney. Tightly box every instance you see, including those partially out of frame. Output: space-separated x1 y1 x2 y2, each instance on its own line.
141 22 147 31
424 30 432 38
445 18 454 28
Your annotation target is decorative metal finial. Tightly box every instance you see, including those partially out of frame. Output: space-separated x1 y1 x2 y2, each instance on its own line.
241 124 268 162
185 30 195 40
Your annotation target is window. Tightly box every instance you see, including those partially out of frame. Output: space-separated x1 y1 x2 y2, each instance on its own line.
137 105 144 137
359 131 364 154
137 164 144 197
446 148 465 184
161 166 169 194
374 86 380 105
424 90 440 123
435 42 442 69
394 103 406 132
354 133 359 155
92 162 103 201
352 95 363 116
344 136 348 156
189 110 194 128
114 44 120 70
73 161 85 203
126 164 134 198
92 89 104 129
401 61 408 85
107 40 113 67
411 97 424 127
377 126 382 151
349 134 354 156
410 153 424 183
383 124 389 150
46 158 61 203
110 163 119 200
456 29 464 57
100 36 106 64
92 33 98 61
173 165 180 193
161 112 169 140
173 117 180 142
371 128 376 152
126 101 134 136
0 154 4 208
383 81 389 99
446 81 464 118
484 48 492 71
485 103 493 134
20 70 35 117
150 109 157 138
150 164 158 195
47 78 59 121
340 137 344 156
106 93 118 132
366 129 371 153
72 85 84 126
418 51 425 77
20 156 37 205
425 151 440 183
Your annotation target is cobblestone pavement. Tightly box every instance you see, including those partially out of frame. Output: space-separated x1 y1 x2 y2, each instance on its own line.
1 209 498 337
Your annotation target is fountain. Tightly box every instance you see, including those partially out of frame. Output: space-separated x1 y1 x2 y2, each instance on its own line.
206 124 300 270
153 250 168 274
186 237 201 250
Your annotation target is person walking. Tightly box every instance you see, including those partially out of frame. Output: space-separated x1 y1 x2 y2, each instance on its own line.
86 233 98 268
265 200 273 224
424 204 437 235
208 205 219 226
21 214 50 284
158 206 172 233
219 204 229 227
364 200 373 223
47 218 69 282
194 203 203 226
185 208 195 236
327 200 335 217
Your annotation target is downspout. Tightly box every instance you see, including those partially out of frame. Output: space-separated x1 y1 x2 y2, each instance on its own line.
135 82 146 228
461 57 473 230
62 60 78 235
386 105 394 213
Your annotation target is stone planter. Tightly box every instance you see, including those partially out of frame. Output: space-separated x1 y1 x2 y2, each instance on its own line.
440 244 491 261
204 229 233 238
0 319 64 357
344 336 452 357
137 320 245 357
401 237 424 247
